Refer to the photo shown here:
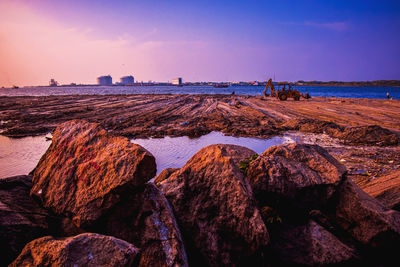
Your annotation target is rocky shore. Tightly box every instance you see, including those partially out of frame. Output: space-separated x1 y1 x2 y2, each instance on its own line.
1 120 399 266
1 94 399 181
1 95 399 139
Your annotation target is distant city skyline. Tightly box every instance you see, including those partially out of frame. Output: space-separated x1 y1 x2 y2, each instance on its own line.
0 0 399 87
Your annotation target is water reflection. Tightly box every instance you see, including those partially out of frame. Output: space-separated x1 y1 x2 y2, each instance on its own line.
0 131 292 179
0 134 51 178
132 131 291 175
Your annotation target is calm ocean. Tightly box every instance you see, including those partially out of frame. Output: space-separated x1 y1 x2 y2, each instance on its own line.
0 85 399 99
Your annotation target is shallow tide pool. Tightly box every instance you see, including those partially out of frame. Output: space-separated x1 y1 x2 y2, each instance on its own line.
0 134 52 178
0 132 292 178
131 131 292 175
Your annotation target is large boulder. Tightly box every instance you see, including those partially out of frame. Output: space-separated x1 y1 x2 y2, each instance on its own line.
246 143 400 264
30 120 156 228
94 183 189 267
270 220 357 266
10 233 139 267
157 144 269 266
0 175 49 265
247 144 346 213
331 179 400 247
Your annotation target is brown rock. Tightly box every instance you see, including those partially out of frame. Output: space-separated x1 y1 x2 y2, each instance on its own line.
339 125 399 146
247 144 346 212
95 183 189 267
284 119 399 146
270 220 357 266
283 118 343 136
332 179 400 247
0 175 49 265
157 144 269 267
10 233 139 267
30 120 156 228
361 170 400 211
154 167 179 185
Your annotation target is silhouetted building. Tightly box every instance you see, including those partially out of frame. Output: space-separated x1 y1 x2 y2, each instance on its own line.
49 79 58 86
172 77 182 86
97 75 112 85
120 76 134 85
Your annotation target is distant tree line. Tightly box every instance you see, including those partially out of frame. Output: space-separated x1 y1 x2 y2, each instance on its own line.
295 80 400 87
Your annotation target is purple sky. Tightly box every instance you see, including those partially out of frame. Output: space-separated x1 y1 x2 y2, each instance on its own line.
0 0 399 86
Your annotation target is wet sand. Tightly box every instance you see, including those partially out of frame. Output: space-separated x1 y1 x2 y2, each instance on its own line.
0 94 399 189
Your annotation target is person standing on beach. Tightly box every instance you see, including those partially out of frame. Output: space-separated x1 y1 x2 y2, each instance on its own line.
387 92 390 99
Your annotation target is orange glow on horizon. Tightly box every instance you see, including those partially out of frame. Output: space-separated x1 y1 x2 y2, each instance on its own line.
0 1 216 87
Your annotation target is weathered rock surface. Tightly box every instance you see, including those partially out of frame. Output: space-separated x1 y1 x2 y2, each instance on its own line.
331 179 400 247
0 175 49 265
3 95 400 146
270 220 357 266
246 143 400 264
247 143 346 212
30 120 156 228
94 183 188 267
11 233 139 267
26 120 185 266
362 170 400 211
157 144 269 267
154 167 180 185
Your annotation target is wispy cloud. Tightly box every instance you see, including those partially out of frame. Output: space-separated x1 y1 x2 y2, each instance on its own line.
304 21 350 32
282 21 350 32
138 40 209 49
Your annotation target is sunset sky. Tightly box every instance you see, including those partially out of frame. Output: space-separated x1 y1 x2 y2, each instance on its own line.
0 0 399 86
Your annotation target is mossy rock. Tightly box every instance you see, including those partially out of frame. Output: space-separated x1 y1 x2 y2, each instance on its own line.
238 153 259 173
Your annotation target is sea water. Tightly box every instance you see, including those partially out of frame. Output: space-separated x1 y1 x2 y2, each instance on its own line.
1 85 399 99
